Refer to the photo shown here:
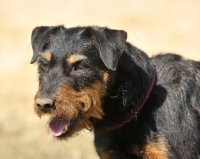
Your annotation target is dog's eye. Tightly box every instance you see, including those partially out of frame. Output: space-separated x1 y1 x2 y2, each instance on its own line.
73 66 83 71
41 63 49 70
38 58 49 71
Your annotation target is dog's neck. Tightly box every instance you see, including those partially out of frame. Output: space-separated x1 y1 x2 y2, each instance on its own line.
95 44 157 130
94 47 156 129
108 70 156 129
95 70 156 130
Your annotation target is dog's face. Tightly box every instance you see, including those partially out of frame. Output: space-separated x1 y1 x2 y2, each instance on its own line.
31 26 127 139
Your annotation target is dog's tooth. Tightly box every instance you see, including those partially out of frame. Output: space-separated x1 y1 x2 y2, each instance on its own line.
62 125 68 133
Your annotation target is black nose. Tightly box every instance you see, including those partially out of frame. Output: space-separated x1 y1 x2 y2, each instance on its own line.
36 98 55 112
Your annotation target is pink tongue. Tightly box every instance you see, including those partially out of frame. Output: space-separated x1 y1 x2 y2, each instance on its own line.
49 118 70 136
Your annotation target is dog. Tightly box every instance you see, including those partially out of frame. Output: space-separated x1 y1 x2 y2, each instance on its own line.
30 25 200 159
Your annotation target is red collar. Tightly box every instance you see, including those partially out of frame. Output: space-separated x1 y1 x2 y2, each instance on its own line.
109 70 156 129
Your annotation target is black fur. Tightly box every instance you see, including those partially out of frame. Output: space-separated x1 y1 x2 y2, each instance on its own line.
31 25 200 159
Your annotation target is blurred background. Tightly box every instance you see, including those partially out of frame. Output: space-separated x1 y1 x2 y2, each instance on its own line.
1 0 200 158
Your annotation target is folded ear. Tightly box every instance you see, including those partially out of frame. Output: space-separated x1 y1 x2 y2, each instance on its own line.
88 27 127 71
30 26 57 64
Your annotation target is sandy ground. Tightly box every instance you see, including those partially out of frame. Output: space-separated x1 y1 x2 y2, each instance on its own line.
1 0 200 158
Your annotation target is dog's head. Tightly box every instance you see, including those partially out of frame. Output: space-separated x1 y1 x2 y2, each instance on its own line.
30 26 127 139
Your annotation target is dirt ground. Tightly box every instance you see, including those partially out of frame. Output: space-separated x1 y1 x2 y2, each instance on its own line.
1 0 200 158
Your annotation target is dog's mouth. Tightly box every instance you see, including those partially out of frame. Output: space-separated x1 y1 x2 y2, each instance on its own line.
48 116 78 137
49 117 70 136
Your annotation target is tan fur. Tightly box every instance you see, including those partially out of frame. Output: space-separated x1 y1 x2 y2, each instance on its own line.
39 51 52 62
97 148 119 159
66 54 86 65
34 80 106 138
133 134 169 159
102 72 109 83
100 151 118 159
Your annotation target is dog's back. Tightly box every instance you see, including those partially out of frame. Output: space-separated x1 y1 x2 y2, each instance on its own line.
149 53 200 158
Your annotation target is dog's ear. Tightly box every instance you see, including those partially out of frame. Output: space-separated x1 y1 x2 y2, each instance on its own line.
30 26 57 64
86 27 127 71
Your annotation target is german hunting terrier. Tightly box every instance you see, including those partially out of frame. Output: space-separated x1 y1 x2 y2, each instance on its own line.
31 25 200 159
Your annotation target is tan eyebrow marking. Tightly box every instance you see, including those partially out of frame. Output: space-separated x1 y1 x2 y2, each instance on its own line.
66 54 87 65
39 51 52 62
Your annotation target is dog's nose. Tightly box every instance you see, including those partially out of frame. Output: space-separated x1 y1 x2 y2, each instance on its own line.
36 98 55 112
